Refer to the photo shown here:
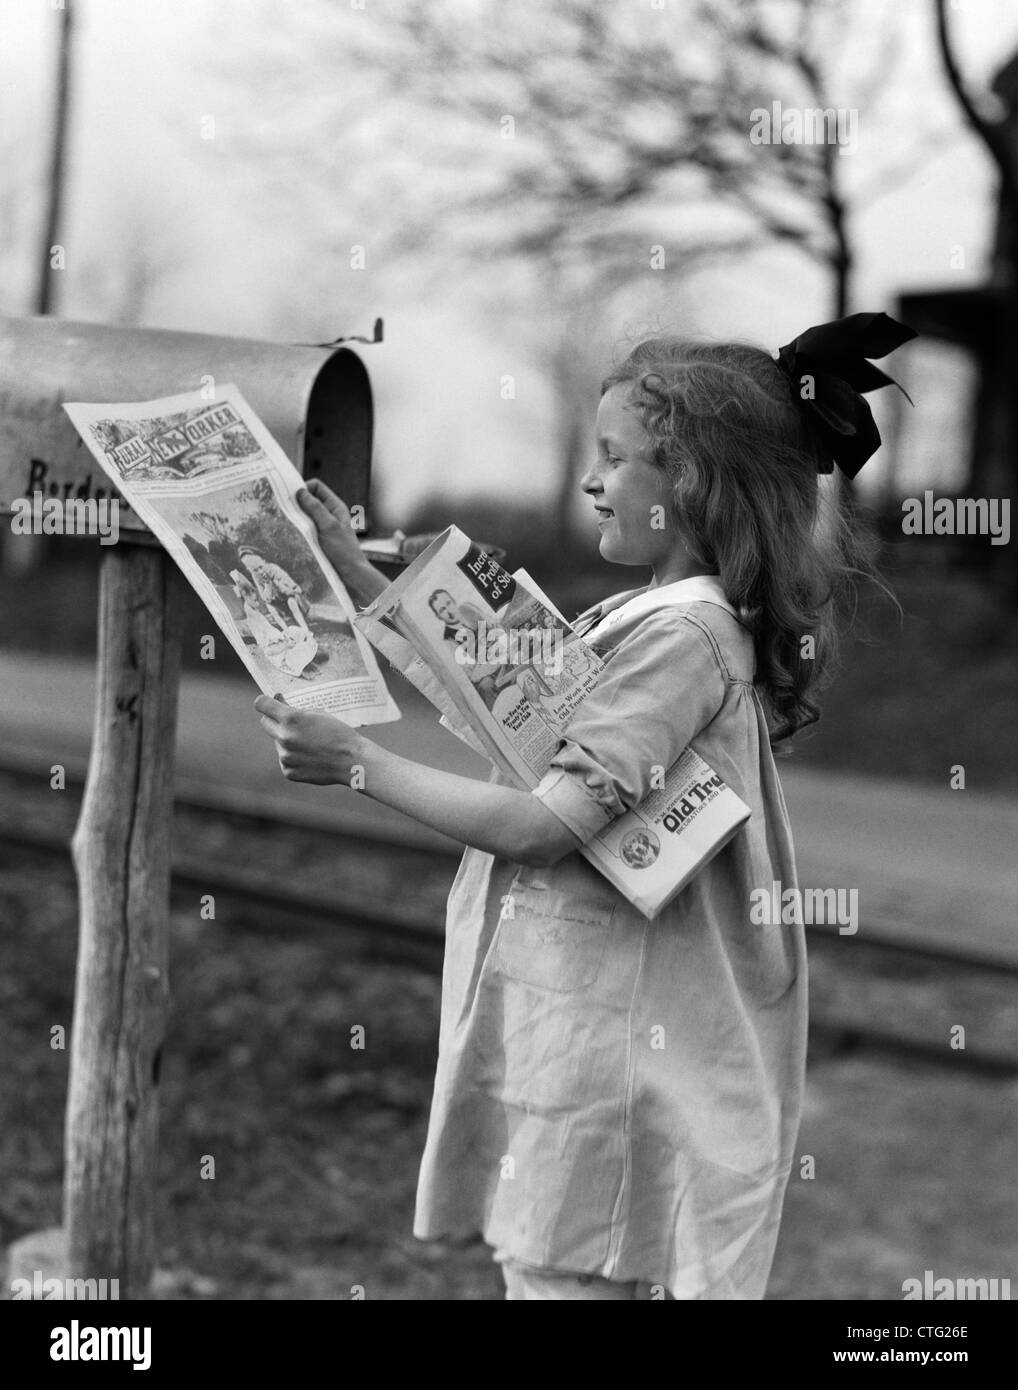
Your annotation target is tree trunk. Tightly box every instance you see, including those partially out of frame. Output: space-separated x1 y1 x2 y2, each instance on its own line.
934 0 1018 591
829 196 856 509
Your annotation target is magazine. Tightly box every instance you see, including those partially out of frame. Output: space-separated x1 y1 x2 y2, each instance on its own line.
355 525 751 918
63 385 399 726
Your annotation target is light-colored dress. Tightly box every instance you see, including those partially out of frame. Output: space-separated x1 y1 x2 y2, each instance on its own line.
413 574 808 1299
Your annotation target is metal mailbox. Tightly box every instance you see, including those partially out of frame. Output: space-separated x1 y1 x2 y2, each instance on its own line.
0 314 376 538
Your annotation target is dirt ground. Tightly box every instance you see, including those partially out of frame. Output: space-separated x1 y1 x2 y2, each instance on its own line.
1 786 1015 1301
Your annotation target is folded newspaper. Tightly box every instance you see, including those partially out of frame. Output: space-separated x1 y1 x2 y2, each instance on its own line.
354 525 751 918
63 386 399 727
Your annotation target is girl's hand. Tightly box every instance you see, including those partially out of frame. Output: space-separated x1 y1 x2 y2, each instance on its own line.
297 479 369 585
255 694 367 786
297 479 389 609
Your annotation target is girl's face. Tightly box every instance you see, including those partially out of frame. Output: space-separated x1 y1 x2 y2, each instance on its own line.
581 385 684 574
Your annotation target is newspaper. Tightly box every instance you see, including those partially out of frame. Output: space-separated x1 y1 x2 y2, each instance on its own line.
355 525 751 918
63 385 399 726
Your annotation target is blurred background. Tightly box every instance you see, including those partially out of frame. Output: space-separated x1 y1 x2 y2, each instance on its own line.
1 0 1016 1301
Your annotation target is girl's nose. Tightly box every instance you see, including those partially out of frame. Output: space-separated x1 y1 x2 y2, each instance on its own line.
579 462 600 493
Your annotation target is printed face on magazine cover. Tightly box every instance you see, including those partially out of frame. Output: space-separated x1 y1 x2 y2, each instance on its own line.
429 592 498 650
584 385 680 568
429 589 463 627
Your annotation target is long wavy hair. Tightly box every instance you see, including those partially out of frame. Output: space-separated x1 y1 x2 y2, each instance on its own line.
601 337 890 744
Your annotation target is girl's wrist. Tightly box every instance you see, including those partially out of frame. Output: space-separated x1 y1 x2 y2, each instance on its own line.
332 556 386 610
347 734 385 790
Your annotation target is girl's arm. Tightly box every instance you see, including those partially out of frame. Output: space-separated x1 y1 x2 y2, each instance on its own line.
254 696 580 868
283 480 578 863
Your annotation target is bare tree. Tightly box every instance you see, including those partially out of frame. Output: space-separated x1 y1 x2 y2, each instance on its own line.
234 0 790 537
229 0 943 532
320 0 943 316
934 0 1018 222
934 0 1018 590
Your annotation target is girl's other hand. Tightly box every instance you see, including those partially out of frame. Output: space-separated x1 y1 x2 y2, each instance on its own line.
255 694 367 786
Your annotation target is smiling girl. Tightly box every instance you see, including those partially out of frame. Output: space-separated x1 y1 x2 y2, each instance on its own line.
256 313 914 1300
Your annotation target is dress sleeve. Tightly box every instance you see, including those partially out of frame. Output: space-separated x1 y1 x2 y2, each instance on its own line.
532 611 727 844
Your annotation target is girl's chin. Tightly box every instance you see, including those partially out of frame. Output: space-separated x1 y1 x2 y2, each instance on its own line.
598 532 649 566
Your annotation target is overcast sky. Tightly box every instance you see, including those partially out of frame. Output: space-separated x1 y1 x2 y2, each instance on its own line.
2 0 1017 523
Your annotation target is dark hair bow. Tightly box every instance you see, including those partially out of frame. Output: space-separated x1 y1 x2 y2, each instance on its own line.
776 311 918 478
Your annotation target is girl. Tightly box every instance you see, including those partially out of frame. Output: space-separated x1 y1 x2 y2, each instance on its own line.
256 312 913 1301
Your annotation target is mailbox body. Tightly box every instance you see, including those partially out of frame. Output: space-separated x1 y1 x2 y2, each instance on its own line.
0 315 373 538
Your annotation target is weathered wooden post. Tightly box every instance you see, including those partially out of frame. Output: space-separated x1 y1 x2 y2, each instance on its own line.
0 313 378 1297
65 544 181 1298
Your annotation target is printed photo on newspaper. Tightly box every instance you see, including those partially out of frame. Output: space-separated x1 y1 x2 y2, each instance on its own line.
62 385 400 727
355 525 752 918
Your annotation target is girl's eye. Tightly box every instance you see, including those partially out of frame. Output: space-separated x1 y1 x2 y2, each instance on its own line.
605 453 622 465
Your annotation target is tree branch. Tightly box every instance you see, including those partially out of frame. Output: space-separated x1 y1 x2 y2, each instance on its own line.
934 0 1018 219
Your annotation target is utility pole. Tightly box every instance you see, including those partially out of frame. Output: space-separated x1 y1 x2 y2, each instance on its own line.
36 0 76 316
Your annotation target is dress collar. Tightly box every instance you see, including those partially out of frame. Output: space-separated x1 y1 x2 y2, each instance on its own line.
575 574 738 637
